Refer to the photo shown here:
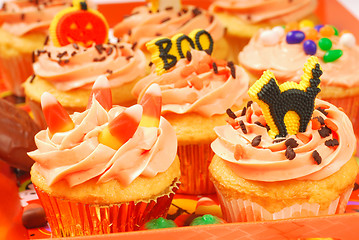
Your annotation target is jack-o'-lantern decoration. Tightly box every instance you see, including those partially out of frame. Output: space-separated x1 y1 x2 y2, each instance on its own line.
49 0 109 47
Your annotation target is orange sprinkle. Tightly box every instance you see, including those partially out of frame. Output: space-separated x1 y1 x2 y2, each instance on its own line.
338 107 344 112
254 109 262 116
311 118 321 130
296 133 310 144
217 67 229 75
246 107 253 123
324 119 338 132
319 25 335 37
214 59 227 67
257 115 266 126
234 144 243 160
304 28 318 41
316 104 329 109
285 22 299 32
226 118 239 129
180 65 195 77
196 62 210 74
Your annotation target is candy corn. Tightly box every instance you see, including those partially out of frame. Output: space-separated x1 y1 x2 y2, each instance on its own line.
98 104 143 150
87 75 112 111
139 84 162 128
147 0 181 12
41 92 74 135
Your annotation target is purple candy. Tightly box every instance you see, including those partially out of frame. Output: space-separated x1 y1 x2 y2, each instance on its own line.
314 24 324 32
303 40 317 55
286 31 305 44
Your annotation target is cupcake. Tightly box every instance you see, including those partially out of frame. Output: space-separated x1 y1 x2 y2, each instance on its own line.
209 0 319 62
23 0 147 128
239 22 359 153
29 77 180 237
0 0 71 96
209 56 358 222
132 29 249 194
112 0 229 61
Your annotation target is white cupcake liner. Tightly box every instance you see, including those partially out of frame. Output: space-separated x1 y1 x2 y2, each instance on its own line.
215 185 354 223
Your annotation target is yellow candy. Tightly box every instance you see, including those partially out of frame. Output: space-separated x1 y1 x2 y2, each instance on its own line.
299 19 314 30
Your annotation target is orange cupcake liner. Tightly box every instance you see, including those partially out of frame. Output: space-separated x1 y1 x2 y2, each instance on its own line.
34 181 179 237
215 186 354 223
0 52 34 97
177 143 215 195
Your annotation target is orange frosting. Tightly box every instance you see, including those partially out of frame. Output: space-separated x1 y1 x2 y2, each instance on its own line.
239 29 359 88
0 0 71 36
113 5 225 50
132 50 249 117
209 0 317 24
211 99 355 181
28 99 177 187
33 40 146 91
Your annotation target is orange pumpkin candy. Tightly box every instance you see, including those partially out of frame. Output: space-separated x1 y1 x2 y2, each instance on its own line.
49 0 109 47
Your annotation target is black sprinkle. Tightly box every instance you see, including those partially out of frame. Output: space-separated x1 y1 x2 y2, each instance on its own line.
251 135 261 147
318 126 332 138
273 138 285 143
161 17 171 23
56 51 68 59
212 62 218 74
186 51 192 62
29 74 35 84
312 150 322 164
314 116 325 125
63 59 69 64
285 138 299 148
265 125 270 131
226 108 237 119
204 49 212 55
325 139 339 147
227 61 236 78
131 42 138 50
239 120 247 134
247 100 253 108
71 51 76 57
72 43 79 50
192 8 202 17
285 146 296 160
240 107 247 116
254 121 264 127
126 55 133 60
31 51 35 63
316 107 328 116
43 35 49 45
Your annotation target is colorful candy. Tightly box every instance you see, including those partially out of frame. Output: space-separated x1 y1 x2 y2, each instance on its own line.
41 92 75 135
304 28 318 41
339 33 356 48
319 25 335 37
98 104 142 150
299 19 314 29
318 38 332 51
303 40 317 55
286 31 305 44
87 75 112 111
139 84 162 128
143 217 177 229
190 214 224 226
323 49 343 63
259 29 281 46
148 0 181 12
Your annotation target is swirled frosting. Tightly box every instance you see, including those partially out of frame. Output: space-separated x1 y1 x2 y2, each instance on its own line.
33 41 146 91
209 0 317 24
211 99 355 181
239 29 359 87
0 0 71 36
132 50 249 117
113 5 225 50
28 99 177 187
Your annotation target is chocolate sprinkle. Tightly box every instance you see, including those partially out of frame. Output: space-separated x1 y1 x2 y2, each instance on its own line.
314 116 325 125
93 56 106 62
128 29 132 36
354 182 359 191
192 8 202 17
29 74 35 84
106 47 113 56
273 138 285 143
285 138 299 148
209 15 214 24
212 62 218 74
165 6 173 11
43 35 49 46
226 108 237 119
131 42 138 50
126 55 133 60
254 121 264 127
161 17 171 23
106 69 113 74
325 139 339 147
21 13 25 20
285 146 296 160
247 100 253 108
241 107 247 116
71 51 76 57
186 51 192 62
95 44 104 54
72 43 79 50
47 52 51 58
318 126 332 138
251 135 261 147
312 150 322 164
31 51 35 63
227 61 236 78
239 120 247 134
149 61 153 67
316 107 328 116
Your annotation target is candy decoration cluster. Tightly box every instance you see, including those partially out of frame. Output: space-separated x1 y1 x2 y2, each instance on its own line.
259 20 356 63
248 56 322 138
41 76 162 150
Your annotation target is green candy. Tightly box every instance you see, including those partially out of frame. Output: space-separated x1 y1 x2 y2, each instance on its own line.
323 49 343 63
318 38 332 51
331 25 339 36
144 217 177 229
190 214 222 226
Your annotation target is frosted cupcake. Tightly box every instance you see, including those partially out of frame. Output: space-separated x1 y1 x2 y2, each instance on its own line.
0 0 71 96
113 0 228 60
29 77 180 237
23 0 146 128
209 0 318 62
239 22 359 153
132 29 249 194
210 57 358 222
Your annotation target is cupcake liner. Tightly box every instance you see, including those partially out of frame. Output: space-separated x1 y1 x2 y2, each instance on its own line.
215 185 354 223
34 180 180 237
177 143 215 195
0 52 34 97
321 96 359 155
